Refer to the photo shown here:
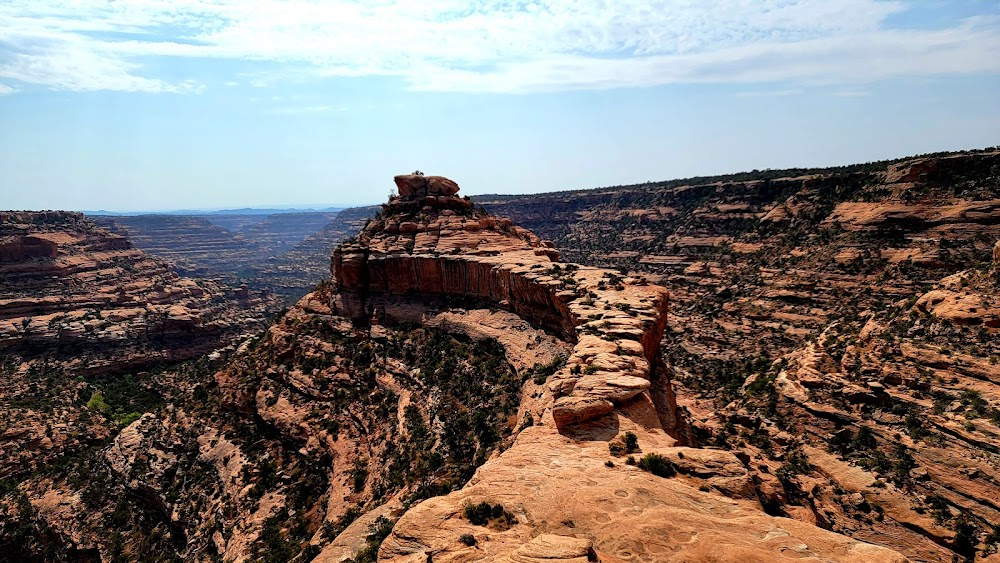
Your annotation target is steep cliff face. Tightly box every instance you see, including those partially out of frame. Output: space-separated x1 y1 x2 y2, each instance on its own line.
1 171 920 562
331 174 673 431
338 178 901 561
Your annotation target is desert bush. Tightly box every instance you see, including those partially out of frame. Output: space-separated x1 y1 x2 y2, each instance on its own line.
637 453 676 478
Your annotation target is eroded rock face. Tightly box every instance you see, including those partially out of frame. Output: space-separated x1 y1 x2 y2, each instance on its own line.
383 425 905 563
0 211 265 358
0 212 269 485
92 209 369 303
915 288 999 327
332 176 669 430
393 174 461 197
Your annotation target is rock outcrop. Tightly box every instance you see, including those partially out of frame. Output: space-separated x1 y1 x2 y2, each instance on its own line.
382 427 905 563
476 149 1000 561
17 147 1000 562
333 175 670 430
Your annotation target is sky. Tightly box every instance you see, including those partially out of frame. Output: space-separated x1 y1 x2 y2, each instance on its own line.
1 1 999 212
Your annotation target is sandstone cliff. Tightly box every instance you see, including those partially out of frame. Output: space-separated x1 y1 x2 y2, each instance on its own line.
0 211 265 359
22 175 900 562
332 174 673 430
235 175 900 562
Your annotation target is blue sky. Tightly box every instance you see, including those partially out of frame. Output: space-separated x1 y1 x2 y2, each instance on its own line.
1 1 998 211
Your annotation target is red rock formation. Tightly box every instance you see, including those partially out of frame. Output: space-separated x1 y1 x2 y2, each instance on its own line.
0 211 265 355
331 176 670 430
475 150 1000 561
326 177 905 562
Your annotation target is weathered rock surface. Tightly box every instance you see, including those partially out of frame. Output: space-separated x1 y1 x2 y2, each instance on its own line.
0 211 265 357
323 175 903 561
12 148 999 561
383 424 905 563
0 211 268 484
333 177 670 430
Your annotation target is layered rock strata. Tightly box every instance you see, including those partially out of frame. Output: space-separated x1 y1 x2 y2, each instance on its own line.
0 211 263 358
94 210 360 303
475 150 1000 560
332 175 670 429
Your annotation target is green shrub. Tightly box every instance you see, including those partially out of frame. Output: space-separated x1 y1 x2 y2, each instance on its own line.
622 432 639 453
86 391 112 415
351 459 368 493
463 501 515 530
637 453 676 478
347 516 395 563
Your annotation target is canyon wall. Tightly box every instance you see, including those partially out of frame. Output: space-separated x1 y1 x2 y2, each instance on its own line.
323 176 904 562
0 211 264 358
94 208 370 302
0 211 269 485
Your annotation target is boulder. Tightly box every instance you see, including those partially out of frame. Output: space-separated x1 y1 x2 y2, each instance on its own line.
393 174 461 198
552 396 614 426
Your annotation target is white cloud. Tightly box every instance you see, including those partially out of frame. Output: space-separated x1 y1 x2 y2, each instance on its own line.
0 83 14 95
0 1 997 94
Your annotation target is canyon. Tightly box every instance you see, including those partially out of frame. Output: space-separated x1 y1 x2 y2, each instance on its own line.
93 209 372 303
0 148 998 562
0 211 269 508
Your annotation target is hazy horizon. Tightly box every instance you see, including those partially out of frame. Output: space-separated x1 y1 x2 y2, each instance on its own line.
2 1 999 211
49 143 996 214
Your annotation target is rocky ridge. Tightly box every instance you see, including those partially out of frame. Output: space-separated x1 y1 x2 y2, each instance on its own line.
7 148 995 561
320 176 903 561
333 174 671 429
12 176 905 562
0 211 266 361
